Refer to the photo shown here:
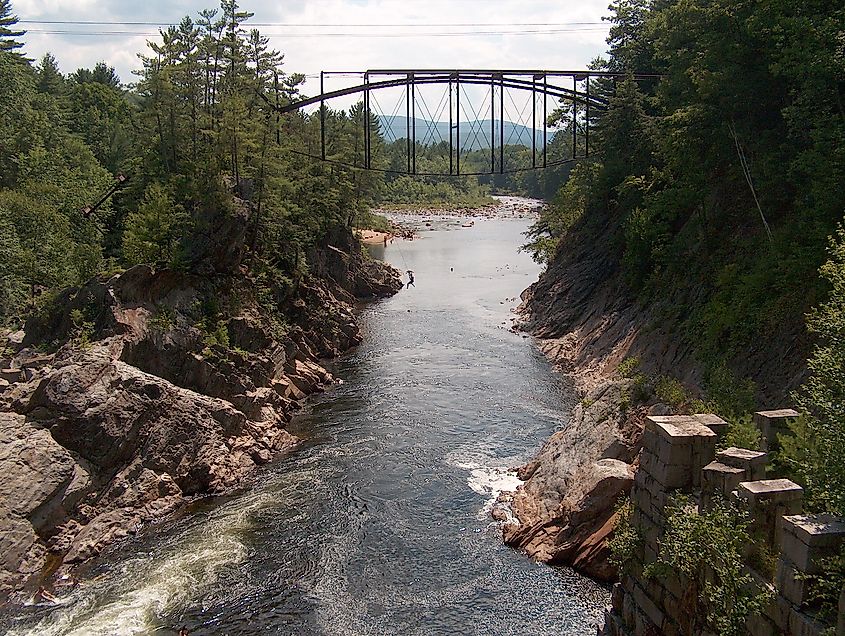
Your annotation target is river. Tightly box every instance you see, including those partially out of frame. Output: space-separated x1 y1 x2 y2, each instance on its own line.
4 201 609 635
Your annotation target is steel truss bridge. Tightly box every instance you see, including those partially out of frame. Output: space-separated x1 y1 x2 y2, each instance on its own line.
273 70 657 176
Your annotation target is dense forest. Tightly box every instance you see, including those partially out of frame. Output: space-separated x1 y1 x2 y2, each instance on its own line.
524 0 844 516
1 0 842 514
376 138 574 207
0 0 413 328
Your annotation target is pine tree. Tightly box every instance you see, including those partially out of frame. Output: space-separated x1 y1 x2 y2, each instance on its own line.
0 0 26 61
36 53 64 94
122 183 187 265
71 62 121 88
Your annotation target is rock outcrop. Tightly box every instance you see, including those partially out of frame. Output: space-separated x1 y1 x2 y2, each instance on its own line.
499 381 644 581
502 205 808 583
0 221 402 601
517 211 807 403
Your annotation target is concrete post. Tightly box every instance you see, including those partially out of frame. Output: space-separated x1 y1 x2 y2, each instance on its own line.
753 409 799 452
737 479 804 548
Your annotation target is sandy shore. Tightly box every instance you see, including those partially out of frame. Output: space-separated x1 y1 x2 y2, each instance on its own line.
356 229 393 245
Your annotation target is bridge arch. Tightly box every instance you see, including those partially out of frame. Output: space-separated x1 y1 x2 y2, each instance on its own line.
274 70 657 176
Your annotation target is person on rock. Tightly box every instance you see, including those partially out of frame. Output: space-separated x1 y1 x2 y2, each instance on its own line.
406 270 415 288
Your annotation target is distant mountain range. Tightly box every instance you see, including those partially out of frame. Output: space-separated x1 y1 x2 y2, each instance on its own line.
376 115 555 151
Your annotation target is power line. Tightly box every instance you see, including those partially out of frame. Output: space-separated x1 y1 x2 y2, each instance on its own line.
25 27 611 38
20 20 607 27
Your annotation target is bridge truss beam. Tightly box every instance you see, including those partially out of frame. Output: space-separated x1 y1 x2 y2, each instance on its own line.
274 70 658 176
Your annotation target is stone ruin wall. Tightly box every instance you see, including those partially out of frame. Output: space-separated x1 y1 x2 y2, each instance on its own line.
600 410 845 636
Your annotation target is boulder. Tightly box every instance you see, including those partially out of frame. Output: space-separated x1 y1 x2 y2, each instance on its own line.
63 508 141 563
501 380 643 581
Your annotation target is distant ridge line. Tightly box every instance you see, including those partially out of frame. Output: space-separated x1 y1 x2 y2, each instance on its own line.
376 115 554 151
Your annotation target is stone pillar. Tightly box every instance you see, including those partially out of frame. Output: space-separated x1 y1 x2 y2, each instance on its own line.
640 415 717 490
779 515 845 578
753 409 799 452
693 413 729 438
737 479 804 548
621 416 719 635
702 447 768 508
718 447 768 481
702 461 746 507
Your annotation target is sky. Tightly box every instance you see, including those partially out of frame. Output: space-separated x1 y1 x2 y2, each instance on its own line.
13 0 615 102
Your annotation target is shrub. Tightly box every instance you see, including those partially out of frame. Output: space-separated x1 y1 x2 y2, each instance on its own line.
655 375 688 410
645 496 770 636
799 545 845 624
608 498 641 576
704 362 757 418
723 414 762 452
617 356 641 378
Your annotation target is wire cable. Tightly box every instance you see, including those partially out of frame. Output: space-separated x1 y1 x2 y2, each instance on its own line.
22 27 610 37
20 20 608 27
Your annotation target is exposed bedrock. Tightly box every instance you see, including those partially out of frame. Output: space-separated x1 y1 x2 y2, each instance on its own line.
0 223 401 601
500 380 645 582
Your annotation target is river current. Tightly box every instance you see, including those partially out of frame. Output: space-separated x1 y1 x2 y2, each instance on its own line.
5 202 609 635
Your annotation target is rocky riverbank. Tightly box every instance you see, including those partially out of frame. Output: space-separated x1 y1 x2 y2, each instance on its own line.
0 216 401 603
375 195 545 220
497 207 806 581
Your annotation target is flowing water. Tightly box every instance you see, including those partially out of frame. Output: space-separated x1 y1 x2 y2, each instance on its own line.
3 201 609 635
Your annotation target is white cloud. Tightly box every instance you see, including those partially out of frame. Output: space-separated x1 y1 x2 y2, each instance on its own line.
14 0 613 92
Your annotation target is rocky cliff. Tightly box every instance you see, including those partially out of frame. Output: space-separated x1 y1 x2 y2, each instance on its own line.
517 211 808 401
500 210 807 581
0 208 402 602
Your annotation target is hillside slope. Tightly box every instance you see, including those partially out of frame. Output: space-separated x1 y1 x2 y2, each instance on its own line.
501 0 844 580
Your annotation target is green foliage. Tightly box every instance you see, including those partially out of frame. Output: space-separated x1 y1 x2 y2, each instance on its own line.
608 498 641 575
380 171 494 208
197 317 230 357
0 0 26 60
629 373 651 405
617 356 641 378
799 545 845 624
0 189 78 305
69 308 94 348
35 53 64 95
777 414 829 509
702 362 757 419
0 211 25 317
723 415 762 452
522 162 600 263
563 0 845 385
65 77 134 172
149 306 176 333
645 496 770 636
354 210 392 233
784 226 845 515
207 320 230 348
122 183 187 265
71 62 120 88
654 375 688 409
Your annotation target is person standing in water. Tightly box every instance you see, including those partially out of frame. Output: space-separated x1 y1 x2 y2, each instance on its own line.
406 270 415 288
